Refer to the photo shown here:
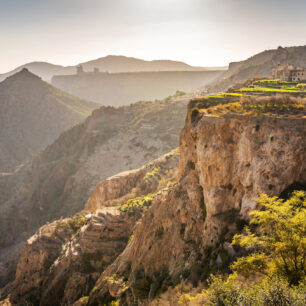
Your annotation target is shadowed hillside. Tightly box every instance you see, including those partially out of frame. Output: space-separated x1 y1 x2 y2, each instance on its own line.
0 95 188 286
0 69 98 173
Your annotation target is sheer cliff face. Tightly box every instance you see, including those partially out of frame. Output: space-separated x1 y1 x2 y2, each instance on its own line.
180 113 306 244
89 110 306 304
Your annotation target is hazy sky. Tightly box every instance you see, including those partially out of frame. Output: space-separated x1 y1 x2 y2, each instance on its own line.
1 0 306 72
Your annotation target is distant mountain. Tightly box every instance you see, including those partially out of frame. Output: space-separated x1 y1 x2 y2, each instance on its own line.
0 55 225 82
52 70 223 106
0 62 75 83
208 45 306 92
79 55 220 73
0 69 98 172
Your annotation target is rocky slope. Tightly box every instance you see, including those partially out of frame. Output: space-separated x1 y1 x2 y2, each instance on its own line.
0 151 179 305
87 99 306 304
208 45 306 93
0 69 98 173
0 97 187 286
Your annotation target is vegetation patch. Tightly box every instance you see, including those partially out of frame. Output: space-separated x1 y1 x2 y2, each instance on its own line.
144 167 160 179
67 215 87 233
179 190 306 305
195 79 306 118
120 194 154 213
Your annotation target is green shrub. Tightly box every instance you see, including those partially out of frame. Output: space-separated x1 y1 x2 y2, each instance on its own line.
205 275 240 305
233 190 306 285
120 194 154 213
67 215 87 232
181 191 306 305
231 253 268 277
200 275 306 306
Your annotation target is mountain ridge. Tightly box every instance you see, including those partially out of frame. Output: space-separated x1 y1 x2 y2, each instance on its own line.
207 45 306 93
0 55 224 82
0 68 98 172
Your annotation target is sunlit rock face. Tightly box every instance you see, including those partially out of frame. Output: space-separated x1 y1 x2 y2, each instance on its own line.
0 151 179 305
88 106 305 305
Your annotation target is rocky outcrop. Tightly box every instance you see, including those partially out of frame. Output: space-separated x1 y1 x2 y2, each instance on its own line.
0 151 179 305
88 105 306 304
0 95 186 286
85 150 179 212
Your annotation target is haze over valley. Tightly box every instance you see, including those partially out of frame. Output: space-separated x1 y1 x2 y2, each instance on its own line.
0 0 305 305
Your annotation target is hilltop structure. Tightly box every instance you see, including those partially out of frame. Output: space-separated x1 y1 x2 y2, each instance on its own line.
271 64 306 82
77 65 102 75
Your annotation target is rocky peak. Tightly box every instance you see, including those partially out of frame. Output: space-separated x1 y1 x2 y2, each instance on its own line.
0 69 98 173
0 68 41 89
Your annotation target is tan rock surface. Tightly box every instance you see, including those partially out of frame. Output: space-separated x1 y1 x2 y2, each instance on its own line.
0 151 179 305
89 111 306 304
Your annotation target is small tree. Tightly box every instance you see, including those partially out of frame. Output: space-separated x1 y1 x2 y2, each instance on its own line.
232 191 306 285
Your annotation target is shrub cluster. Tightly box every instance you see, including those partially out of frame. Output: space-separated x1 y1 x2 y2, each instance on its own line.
179 191 306 305
195 275 306 306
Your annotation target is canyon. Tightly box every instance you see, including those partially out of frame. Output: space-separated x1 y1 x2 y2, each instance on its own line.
1 91 305 305
0 94 187 287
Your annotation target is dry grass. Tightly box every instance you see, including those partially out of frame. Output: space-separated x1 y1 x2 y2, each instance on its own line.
197 94 306 118
240 94 306 107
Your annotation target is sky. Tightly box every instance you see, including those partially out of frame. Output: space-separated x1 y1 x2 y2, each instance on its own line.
0 0 306 72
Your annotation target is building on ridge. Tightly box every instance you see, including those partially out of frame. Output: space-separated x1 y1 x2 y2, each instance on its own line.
271 64 306 82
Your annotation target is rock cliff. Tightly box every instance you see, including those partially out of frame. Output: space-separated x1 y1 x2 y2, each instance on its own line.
88 101 306 304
